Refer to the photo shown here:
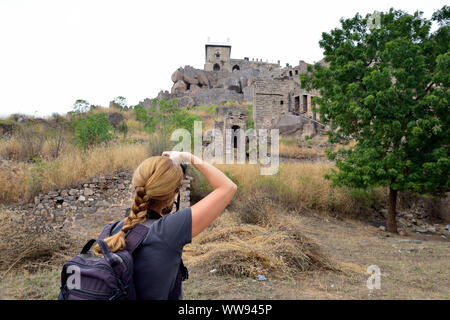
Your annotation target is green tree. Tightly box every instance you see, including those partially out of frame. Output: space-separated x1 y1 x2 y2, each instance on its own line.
110 96 128 110
72 99 90 113
73 113 113 148
301 7 449 233
149 98 201 149
134 104 157 131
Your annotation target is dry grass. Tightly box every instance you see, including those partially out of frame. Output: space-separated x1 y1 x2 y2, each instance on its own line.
279 143 325 160
0 163 30 203
0 134 73 161
0 209 81 275
0 143 150 203
90 106 134 120
279 136 327 160
124 120 149 140
183 210 338 279
213 162 381 216
187 109 215 132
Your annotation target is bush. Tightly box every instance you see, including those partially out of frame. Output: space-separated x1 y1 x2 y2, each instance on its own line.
73 113 113 148
170 109 201 134
118 121 128 139
134 105 157 132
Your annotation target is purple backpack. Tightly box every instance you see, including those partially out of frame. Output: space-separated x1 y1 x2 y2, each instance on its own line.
58 221 148 300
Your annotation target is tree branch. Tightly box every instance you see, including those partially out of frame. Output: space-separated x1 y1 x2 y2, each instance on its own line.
414 82 434 101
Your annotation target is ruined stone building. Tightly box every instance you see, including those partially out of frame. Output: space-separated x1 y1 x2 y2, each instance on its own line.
157 42 325 138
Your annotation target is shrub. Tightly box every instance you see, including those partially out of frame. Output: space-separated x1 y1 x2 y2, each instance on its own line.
134 105 157 131
118 121 128 139
73 113 113 148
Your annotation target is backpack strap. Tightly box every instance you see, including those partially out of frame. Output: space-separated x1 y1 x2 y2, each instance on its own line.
99 220 121 240
98 219 149 254
124 224 149 253
180 259 189 281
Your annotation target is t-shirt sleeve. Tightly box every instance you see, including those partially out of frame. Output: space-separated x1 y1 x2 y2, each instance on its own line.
158 207 192 252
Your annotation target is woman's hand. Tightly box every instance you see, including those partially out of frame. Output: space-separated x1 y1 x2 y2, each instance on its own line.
162 151 191 165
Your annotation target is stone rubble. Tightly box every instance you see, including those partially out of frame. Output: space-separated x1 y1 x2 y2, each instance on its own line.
8 170 191 234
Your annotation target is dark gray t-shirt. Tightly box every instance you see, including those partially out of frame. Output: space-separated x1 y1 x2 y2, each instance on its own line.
111 207 192 300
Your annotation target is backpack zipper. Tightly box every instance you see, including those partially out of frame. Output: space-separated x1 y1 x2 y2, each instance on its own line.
66 260 115 273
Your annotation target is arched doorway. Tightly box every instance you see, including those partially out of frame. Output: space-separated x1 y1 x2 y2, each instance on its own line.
232 65 240 72
213 63 220 71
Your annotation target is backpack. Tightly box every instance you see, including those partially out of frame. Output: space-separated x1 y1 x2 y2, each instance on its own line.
58 221 148 300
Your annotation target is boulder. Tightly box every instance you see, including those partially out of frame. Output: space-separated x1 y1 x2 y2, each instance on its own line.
172 66 210 87
171 80 187 94
108 112 124 129
183 74 199 85
275 114 303 134
196 72 209 87
218 76 242 93
190 84 201 94
171 68 184 83
177 95 195 107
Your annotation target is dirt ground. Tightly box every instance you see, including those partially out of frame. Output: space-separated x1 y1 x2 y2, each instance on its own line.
182 212 449 300
1 205 448 300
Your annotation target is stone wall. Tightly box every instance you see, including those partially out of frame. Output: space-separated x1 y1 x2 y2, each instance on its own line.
230 58 280 73
11 171 191 233
253 79 292 129
204 45 232 72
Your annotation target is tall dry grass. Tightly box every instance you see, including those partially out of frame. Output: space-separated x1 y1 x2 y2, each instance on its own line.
0 134 72 161
0 143 150 203
213 162 384 216
279 143 325 159
279 136 326 160
124 120 149 140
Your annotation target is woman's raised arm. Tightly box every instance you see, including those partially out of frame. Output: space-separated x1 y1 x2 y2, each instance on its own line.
162 151 237 237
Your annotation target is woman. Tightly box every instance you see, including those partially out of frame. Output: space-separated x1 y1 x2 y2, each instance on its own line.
94 151 237 300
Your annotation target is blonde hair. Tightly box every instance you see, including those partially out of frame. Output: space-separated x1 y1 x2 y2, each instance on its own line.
94 156 183 255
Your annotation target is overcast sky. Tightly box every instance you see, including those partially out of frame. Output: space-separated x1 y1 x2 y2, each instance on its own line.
0 0 447 117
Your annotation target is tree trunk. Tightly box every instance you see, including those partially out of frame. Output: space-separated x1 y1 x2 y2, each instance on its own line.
387 187 398 233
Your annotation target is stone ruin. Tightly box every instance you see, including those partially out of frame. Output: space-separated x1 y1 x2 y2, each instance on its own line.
157 42 328 139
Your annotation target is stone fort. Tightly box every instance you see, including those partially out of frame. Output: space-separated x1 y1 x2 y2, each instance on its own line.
155 42 326 138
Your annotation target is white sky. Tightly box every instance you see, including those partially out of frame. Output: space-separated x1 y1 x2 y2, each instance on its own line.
0 0 447 117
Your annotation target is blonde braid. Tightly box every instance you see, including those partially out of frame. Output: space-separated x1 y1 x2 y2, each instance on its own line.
93 156 183 255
